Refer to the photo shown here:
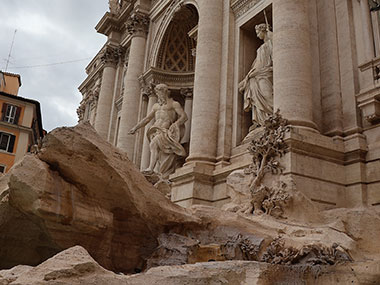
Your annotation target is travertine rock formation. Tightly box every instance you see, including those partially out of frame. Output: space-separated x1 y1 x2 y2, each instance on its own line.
1 123 380 284
2 246 380 285
0 123 198 273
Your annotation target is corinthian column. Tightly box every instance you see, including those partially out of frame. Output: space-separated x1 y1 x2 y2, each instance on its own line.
94 46 120 139
273 0 317 130
186 0 223 164
117 12 149 158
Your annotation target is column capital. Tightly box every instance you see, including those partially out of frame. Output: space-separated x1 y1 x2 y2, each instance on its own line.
101 46 125 66
126 12 150 38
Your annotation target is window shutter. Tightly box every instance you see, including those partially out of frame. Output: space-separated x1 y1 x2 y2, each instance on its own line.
14 107 21 124
8 135 15 153
1 103 7 121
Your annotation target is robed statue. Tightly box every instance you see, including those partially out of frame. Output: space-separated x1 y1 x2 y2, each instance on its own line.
239 23 273 129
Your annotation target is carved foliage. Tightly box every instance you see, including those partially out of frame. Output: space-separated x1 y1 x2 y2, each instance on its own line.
126 13 150 37
101 46 124 66
261 238 352 266
243 110 291 216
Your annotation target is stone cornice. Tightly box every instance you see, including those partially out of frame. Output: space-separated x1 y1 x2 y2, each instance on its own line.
126 12 150 38
96 1 135 36
231 0 261 18
140 67 194 90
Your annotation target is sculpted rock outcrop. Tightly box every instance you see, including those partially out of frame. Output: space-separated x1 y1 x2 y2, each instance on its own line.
0 123 198 273
1 122 380 283
2 246 380 285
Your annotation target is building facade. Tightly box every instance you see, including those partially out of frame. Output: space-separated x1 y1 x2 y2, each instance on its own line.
78 0 380 209
0 71 44 173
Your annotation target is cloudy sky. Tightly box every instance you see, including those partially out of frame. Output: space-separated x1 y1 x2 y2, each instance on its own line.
0 0 109 131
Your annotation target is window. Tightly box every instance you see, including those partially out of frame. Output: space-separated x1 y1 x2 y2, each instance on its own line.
1 103 21 124
0 165 6 173
0 132 15 153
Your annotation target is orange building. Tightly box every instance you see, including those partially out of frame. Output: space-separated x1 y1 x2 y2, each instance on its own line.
0 71 43 173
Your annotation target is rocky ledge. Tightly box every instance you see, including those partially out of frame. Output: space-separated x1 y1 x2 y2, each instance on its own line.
0 123 379 284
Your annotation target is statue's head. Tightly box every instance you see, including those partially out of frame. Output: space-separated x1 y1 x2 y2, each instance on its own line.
255 23 271 40
155 83 170 104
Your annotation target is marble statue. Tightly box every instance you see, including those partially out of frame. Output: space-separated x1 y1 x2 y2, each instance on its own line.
129 84 187 178
239 23 273 128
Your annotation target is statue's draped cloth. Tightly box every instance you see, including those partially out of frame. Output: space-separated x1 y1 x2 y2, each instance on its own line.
241 40 273 125
147 124 186 178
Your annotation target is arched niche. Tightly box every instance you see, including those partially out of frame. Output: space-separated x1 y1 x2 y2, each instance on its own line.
236 6 273 144
156 4 198 72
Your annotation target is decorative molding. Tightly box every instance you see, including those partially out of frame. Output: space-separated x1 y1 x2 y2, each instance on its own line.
126 12 150 38
357 57 380 124
140 67 194 91
100 46 125 66
231 0 261 19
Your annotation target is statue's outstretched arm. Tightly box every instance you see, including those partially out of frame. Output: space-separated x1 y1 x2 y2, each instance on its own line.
129 107 156 134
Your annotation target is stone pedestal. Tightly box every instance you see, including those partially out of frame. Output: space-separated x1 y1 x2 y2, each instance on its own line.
94 47 119 139
273 0 317 130
117 12 149 159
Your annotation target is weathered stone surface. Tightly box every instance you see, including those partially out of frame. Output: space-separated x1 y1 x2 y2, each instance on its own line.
4 246 380 285
5 246 124 285
1 123 380 281
0 265 32 285
0 123 198 273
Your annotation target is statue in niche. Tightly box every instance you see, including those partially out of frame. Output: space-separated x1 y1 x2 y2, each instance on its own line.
239 23 273 130
129 84 187 178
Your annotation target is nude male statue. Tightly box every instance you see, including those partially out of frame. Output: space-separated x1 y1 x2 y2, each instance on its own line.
129 84 187 178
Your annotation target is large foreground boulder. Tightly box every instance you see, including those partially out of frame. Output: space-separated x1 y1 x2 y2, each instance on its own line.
0 123 198 272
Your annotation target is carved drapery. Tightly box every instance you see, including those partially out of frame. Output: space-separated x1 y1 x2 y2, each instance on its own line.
126 12 150 38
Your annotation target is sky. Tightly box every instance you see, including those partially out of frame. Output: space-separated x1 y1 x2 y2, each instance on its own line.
0 0 109 131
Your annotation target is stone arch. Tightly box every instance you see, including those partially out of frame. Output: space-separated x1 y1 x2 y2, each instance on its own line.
156 5 198 72
149 1 199 69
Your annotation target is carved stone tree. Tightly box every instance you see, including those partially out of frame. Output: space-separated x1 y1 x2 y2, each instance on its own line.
223 110 292 218
244 110 291 216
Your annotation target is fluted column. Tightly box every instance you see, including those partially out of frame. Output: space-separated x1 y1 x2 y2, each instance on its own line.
273 0 317 130
181 88 193 144
117 12 149 158
140 91 157 170
94 46 120 139
186 0 223 164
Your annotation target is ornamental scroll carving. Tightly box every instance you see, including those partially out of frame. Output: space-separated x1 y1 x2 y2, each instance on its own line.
126 12 150 37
